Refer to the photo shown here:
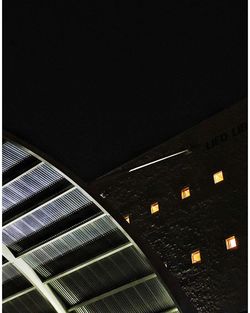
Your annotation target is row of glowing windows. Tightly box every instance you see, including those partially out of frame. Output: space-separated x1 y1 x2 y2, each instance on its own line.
123 169 235 264
182 170 224 199
124 170 224 223
191 236 238 264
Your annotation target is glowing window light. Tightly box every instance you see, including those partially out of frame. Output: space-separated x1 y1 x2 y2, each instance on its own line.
151 202 159 215
124 214 130 224
213 170 224 184
191 250 201 264
225 236 238 250
181 187 190 199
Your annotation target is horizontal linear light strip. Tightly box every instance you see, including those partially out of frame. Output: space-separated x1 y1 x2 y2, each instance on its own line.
3 186 77 229
2 243 133 304
3 142 31 173
45 242 133 284
68 273 157 312
129 149 189 172
2 244 67 313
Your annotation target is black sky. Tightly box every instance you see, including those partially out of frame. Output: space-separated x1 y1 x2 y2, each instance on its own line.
3 1 247 181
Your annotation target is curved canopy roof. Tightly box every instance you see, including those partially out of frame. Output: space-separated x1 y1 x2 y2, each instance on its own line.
2 139 191 313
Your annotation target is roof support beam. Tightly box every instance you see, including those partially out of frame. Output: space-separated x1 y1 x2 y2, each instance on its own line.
2 244 67 313
3 186 77 229
2 286 36 304
3 212 107 269
3 156 40 185
2 162 43 188
19 212 107 258
68 273 157 312
45 242 133 284
3 179 72 226
3 242 133 304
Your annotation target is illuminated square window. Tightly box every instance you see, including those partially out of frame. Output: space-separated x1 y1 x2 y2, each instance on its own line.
191 250 201 264
181 187 190 199
225 236 237 250
151 202 159 214
124 214 130 224
213 170 224 184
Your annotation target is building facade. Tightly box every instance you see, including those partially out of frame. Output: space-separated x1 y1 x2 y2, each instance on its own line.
90 99 247 313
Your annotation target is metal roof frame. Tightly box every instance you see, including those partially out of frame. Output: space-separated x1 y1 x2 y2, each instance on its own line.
2 134 197 313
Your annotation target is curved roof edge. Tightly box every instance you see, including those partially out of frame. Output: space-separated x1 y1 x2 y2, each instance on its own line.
3 130 197 313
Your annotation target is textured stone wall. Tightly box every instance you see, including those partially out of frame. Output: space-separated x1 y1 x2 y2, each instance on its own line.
90 100 247 313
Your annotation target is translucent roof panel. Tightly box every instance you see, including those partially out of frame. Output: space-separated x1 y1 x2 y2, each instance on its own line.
2 163 64 212
3 289 56 313
2 140 182 313
3 187 94 251
3 263 33 299
75 277 176 313
3 263 21 284
49 246 153 306
2 142 31 173
22 215 128 278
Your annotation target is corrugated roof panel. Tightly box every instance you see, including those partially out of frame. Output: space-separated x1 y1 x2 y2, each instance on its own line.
2 163 64 212
3 289 56 313
50 246 153 306
2 263 21 283
22 216 126 278
3 188 92 247
3 264 32 300
1 141 182 313
3 142 31 173
75 277 176 313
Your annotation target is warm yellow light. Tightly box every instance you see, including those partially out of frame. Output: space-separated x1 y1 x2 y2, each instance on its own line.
124 214 130 224
151 202 159 214
225 236 237 250
191 250 201 264
181 187 190 199
213 170 224 184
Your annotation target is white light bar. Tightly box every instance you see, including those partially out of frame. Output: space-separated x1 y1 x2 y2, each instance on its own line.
129 149 189 172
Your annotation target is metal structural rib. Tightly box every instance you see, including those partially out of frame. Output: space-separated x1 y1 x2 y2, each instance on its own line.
2 244 67 313
2 137 195 313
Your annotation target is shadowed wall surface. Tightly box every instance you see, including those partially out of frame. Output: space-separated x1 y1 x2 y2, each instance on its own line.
90 100 247 313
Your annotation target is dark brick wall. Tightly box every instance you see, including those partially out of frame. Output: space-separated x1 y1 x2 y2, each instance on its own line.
90 100 247 313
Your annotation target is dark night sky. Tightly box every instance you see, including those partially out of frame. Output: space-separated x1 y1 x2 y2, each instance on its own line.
3 1 247 181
